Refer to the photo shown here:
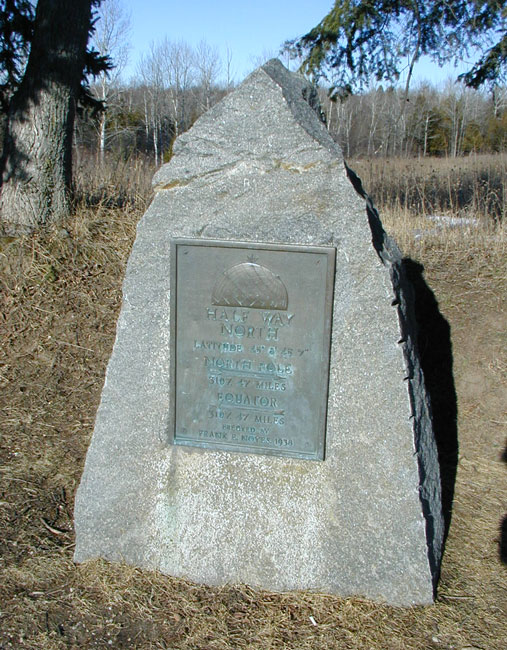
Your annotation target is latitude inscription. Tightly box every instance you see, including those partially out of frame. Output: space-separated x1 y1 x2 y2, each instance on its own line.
170 238 336 460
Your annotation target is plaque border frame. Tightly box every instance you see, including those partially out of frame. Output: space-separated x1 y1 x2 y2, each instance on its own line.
169 237 336 461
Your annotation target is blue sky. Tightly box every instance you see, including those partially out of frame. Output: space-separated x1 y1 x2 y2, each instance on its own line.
120 0 471 87
121 0 331 82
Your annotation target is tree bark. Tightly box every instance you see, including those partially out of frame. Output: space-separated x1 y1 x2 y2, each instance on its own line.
0 0 93 235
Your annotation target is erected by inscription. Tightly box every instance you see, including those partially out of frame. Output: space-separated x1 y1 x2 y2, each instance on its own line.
170 238 336 460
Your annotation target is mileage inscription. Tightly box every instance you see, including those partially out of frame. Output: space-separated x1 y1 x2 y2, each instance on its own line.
170 238 335 461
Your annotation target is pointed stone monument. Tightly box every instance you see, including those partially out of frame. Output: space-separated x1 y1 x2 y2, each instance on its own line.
74 60 444 605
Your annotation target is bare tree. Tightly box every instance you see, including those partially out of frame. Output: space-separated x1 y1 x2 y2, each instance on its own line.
161 39 196 137
224 46 235 91
439 81 476 157
138 43 166 165
91 0 131 163
195 40 221 112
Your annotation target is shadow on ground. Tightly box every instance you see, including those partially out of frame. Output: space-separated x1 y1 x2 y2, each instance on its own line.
501 446 507 564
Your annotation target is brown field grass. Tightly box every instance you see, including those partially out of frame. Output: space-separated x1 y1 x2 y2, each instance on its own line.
351 153 506 224
0 155 505 649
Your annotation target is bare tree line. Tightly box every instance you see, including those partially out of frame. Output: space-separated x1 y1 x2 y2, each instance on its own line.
77 35 229 166
77 0 231 167
321 82 506 158
78 1 506 166
78 69 505 164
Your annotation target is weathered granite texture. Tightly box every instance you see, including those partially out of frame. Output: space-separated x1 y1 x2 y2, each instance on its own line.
74 59 444 605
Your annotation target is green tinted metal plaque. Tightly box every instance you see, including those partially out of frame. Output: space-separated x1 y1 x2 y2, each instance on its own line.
170 239 335 460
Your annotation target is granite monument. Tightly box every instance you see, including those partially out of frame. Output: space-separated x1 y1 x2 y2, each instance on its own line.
74 59 444 605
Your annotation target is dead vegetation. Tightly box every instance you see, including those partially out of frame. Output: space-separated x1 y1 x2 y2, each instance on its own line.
352 153 506 224
0 155 505 649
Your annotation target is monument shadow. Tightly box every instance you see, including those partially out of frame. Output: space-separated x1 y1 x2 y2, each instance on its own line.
501 446 507 564
501 516 507 564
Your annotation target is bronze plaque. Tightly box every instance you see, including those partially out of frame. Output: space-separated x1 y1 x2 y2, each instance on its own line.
170 238 335 460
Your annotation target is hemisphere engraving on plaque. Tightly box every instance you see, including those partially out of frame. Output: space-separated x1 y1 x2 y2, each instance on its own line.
170 238 336 460
212 262 289 310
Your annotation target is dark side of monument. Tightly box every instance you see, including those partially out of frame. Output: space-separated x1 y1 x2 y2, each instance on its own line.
74 60 444 606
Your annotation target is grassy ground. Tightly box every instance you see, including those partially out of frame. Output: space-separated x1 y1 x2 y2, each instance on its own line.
0 155 505 648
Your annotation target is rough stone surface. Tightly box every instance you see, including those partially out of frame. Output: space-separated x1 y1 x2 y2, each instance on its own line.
74 60 444 605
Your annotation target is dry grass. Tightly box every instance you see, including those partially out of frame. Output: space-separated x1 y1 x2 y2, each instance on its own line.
351 153 506 224
0 156 506 649
73 153 154 211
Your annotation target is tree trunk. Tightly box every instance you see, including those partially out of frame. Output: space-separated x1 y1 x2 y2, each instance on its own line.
423 114 429 157
99 111 106 165
98 76 107 165
0 0 93 235
153 121 159 166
